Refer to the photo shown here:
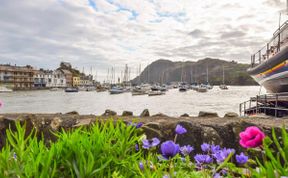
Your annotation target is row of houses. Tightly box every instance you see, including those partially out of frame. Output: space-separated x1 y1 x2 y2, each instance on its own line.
0 63 94 90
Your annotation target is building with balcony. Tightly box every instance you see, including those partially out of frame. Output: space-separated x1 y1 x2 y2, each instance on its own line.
33 69 67 88
34 70 46 88
0 65 35 90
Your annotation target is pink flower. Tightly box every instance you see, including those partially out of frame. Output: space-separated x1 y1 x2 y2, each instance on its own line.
0 100 3 108
239 126 265 148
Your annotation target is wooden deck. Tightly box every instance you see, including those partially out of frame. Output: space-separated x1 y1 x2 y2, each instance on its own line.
240 93 288 117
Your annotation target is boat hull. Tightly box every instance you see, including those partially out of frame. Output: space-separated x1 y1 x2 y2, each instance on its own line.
248 46 288 93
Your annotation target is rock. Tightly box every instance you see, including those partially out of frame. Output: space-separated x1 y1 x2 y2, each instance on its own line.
181 113 189 117
210 124 235 149
152 113 168 117
102 109 117 116
141 126 163 139
202 126 222 145
198 111 218 117
140 109 150 117
50 117 63 130
144 122 161 130
66 111 79 115
122 111 133 116
59 115 79 129
224 112 239 118
174 121 204 153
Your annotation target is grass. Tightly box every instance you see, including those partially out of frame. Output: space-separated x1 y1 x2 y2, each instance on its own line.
0 120 288 178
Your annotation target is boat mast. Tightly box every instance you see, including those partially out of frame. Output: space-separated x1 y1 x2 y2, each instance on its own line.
206 66 209 83
181 61 184 82
222 66 225 85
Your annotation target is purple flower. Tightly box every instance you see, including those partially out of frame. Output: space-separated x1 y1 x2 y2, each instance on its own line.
213 151 228 163
163 175 170 178
223 148 235 155
213 148 235 163
161 140 180 159
194 154 213 164
13 152 17 160
201 143 210 152
211 144 221 154
213 173 221 178
136 122 143 128
142 138 160 149
128 122 143 128
236 152 248 164
139 161 144 170
135 144 139 151
180 145 194 156
175 124 187 135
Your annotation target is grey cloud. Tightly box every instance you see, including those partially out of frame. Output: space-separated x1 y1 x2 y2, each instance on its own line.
220 31 246 39
265 0 285 7
188 29 205 38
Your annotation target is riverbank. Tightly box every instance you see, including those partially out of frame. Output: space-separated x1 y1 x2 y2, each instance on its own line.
0 111 286 153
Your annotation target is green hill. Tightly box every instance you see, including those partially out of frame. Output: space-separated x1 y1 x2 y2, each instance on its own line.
132 58 257 85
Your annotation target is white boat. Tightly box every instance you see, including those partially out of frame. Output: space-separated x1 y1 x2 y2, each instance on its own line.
79 86 96 92
196 84 208 93
219 84 228 90
0 86 13 92
160 85 168 92
50 88 61 91
109 86 125 94
148 91 165 96
65 87 78 92
179 82 188 92
205 66 213 90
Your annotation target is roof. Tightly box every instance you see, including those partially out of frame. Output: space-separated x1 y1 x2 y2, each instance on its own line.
58 69 72 75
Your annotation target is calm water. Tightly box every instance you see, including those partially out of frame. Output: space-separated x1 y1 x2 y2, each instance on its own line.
0 86 265 117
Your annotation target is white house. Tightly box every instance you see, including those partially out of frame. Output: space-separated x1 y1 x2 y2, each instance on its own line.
45 70 66 88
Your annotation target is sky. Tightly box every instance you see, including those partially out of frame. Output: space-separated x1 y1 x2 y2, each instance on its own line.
0 0 286 81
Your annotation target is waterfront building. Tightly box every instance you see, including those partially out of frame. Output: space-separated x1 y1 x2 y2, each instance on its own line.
34 69 67 88
0 64 35 90
73 76 80 87
33 70 46 88
80 75 93 86
59 69 72 87
46 70 67 88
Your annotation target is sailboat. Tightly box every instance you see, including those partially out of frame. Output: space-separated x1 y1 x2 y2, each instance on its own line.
219 66 228 90
179 62 188 92
205 66 213 90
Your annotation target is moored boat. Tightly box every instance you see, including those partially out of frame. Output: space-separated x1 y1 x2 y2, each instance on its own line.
219 66 228 90
219 84 228 90
0 86 13 92
247 20 288 93
65 87 78 92
148 90 165 96
196 84 208 92
109 86 125 94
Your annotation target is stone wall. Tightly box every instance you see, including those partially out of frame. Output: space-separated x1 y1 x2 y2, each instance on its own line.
0 112 287 155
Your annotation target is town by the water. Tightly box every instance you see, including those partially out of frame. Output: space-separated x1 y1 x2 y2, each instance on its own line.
1 0 288 177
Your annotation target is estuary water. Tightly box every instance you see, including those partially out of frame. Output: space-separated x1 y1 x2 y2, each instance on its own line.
0 86 264 117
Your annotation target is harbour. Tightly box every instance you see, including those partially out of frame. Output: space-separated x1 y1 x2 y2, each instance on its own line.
0 86 261 116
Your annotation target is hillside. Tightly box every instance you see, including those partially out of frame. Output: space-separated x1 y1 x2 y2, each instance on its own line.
132 58 257 85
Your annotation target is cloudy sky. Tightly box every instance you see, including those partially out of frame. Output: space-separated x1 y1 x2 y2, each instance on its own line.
0 0 286 80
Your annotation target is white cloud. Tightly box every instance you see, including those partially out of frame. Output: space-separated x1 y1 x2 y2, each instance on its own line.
0 0 286 81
